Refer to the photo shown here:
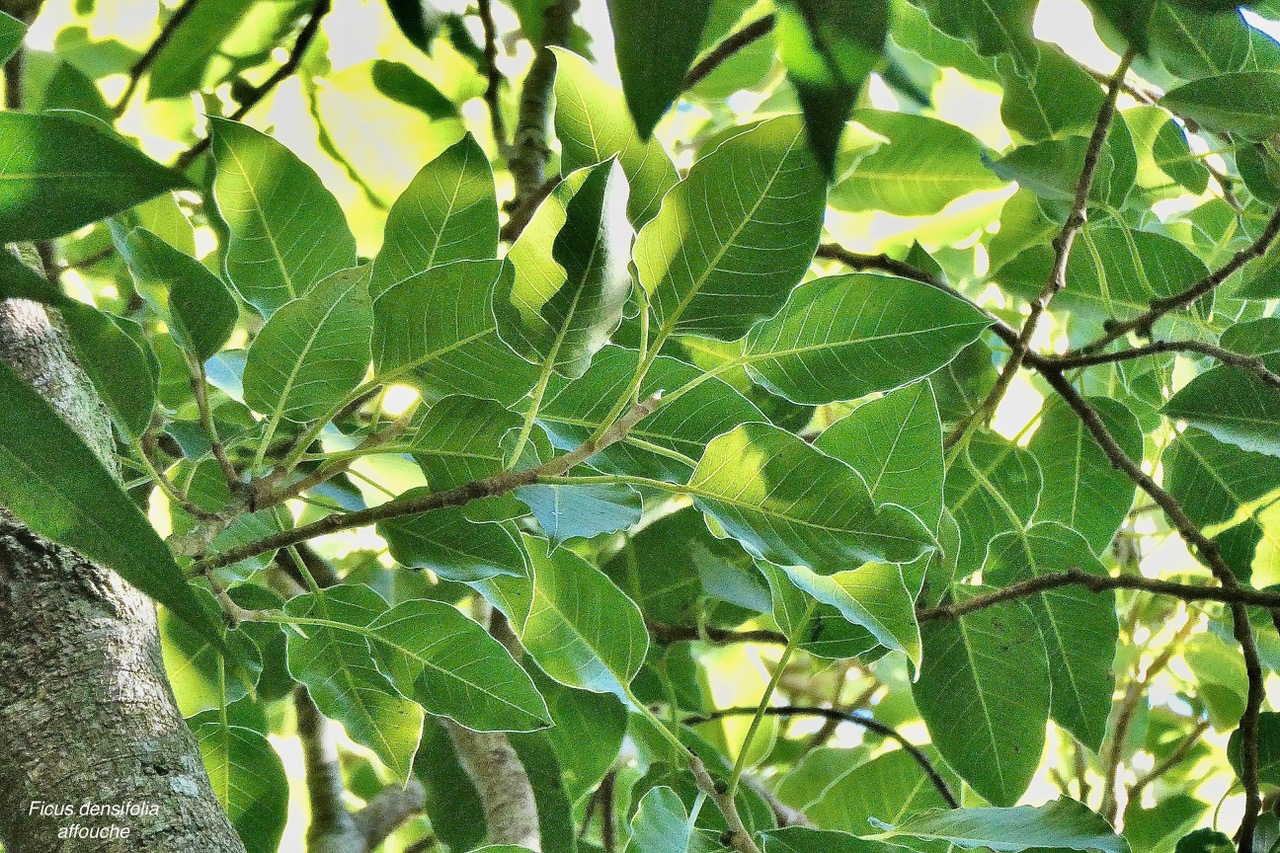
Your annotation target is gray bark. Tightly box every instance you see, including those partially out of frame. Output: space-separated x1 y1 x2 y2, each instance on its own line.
0 297 246 853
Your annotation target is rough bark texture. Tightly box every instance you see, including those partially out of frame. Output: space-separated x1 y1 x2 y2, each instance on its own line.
0 297 246 853
445 724 541 850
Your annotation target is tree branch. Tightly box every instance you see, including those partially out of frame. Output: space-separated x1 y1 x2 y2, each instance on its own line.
478 0 508 150
113 0 202 116
508 0 577 202
689 753 764 853
194 393 661 572
1046 339 1280 389
646 619 788 646
947 49 1134 448
682 14 775 90
685 706 959 809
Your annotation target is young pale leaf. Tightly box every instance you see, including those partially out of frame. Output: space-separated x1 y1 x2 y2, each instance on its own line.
782 562 921 671
367 598 552 733
907 0 1038 76
1164 365 1280 457
0 112 187 241
985 523 1119 751
373 259 539 405
243 266 372 423
370 133 498 300
57 300 156 441
607 0 712 139
190 715 289 853
0 360 218 642
626 785 691 853
817 382 945 534
869 798 1130 852
742 273 991 405
118 228 238 361
380 501 529 582
688 423 933 571
497 537 649 699
1029 395 1143 555
498 160 634 379
913 589 1049 806
1161 72 1280 141
776 0 889 177
211 117 357 316
638 115 826 340
284 585 424 777
552 49 678 228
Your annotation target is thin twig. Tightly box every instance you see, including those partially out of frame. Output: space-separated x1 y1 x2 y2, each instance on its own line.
646 619 787 646
1046 339 1280 389
1126 718 1211 807
478 0 507 149
194 393 662 572
682 14 776 90
187 354 241 490
689 753 763 853
113 0 203 116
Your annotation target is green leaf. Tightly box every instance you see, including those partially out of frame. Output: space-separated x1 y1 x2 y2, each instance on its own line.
284 585 424 777
638 115 827 341
372 259 539 405
816 382 945 534
0 112 186 241
515 480 644 546
370 133 498 300
1164 365 1280 457
1082 0 1158 50
782 563 921 670
626 785 692 853
985 523 1119 751
1227 711 1280 785
509 731 576 853
906 0 1038 76
57 300 156 441
762 827 903 853
552 48 680 227
688 423 934 571
608 0 712 138
1154 119 1211 196
492 536 649 698
986 124 1136 212
1174 829 1235 853
243 266 372 423
1029 395 1143 555
0 359 219 643
913 589 1049 806
869 798 1130 852
380 500 529 582
159 587 263 716
776 0 889 177
537 346 766 482
118 228 239 361
146 0 254 100
1161 72 1280 141
831 111 1007 215
415 719 487 849
800 749 956 834
367 598 552 732
535 672 628 801
386 0 444 54
498 160 634 379
211 117 357 317
741 273 992 405
0 10 24 63
761 562 881 660
1148 2 1280 80
945 432 1042 575
190 715 288 853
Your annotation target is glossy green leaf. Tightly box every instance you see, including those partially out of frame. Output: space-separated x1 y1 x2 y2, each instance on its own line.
1164 365 1280 457
906 0 1038 75
1174 829 1236 853
985 523 1119 750
372 259 539 405
211 117 357 316
57 300 155 441
0 10 24 63
0 112 186 241
783 563 921 670
742 273 991 405
367 598 552 732
498 160 634 379
1029 395 1143 555
832 111 1006 216
688 423 934 571
802 749 955 834
913 589 1049 806
626 785 692 853
816 382 945 534
495 537 649 698
1227 711 1280 785
190 714 288 853
870 798 1130 852
380 500 529 582
370 133 498 300
118 228 238 361
242 266 371 423
608 0 712 138
553 48 679 227
1162 72 1280 141
283 585 424 777
638 115 826 341
0 359 218 642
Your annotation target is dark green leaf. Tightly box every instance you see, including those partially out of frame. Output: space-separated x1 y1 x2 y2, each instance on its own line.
58 300 155 441
608 0 712 138
1227 711 1280 785
386 0 444 54
0 10 24 63
380 499 529 582
870 798 1130 851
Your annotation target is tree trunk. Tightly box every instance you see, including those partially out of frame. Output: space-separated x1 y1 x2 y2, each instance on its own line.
0 296 246 853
